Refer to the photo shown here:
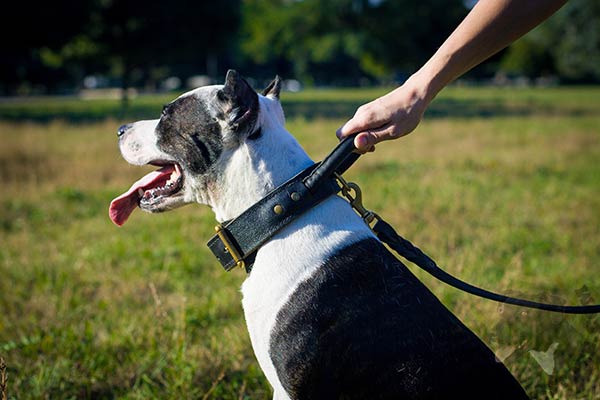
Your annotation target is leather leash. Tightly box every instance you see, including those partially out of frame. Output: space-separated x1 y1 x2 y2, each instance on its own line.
207 134 600 314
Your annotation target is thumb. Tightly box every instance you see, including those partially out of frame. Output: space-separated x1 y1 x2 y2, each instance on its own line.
354 132 377 152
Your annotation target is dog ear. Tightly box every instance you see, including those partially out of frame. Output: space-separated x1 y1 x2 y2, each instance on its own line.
218 69 259 132
262 75 282 99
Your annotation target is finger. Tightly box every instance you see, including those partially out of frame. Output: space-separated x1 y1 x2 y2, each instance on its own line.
336 118 362 139
353 122 397 151
337 106 383 138
370 123 401 141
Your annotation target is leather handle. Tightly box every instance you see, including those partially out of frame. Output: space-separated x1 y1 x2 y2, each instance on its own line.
304 133 359 192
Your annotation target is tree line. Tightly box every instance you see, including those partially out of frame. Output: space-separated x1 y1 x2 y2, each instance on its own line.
1 0 598 96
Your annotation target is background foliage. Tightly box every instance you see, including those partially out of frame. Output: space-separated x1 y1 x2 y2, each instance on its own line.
501 0 600 81
2 0 599 95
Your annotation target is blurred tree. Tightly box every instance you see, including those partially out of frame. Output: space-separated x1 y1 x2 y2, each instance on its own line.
2 0 598 94
0 0 240 96
551 0 600 81
92 0 241 101
241 0 467 84
500 0 600 82
0 0 98 94
499 34 556 79
241 0 366 83
359 0 467 77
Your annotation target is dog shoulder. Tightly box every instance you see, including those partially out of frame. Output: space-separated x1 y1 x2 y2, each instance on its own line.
268 238 528 399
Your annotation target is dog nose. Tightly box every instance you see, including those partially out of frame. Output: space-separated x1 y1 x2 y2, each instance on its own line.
117 124 131 137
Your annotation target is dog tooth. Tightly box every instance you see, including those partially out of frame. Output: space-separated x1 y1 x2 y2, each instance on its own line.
138 188 144 197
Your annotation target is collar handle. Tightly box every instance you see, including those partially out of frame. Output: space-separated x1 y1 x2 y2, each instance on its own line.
304 133 359 193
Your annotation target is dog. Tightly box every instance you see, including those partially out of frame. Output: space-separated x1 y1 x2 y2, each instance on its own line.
109 70 529 399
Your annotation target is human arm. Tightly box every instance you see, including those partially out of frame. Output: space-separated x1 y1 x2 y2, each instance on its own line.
337 0 568 151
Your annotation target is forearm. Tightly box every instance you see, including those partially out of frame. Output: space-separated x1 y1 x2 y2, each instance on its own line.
337 0 567 149
415 0 567 103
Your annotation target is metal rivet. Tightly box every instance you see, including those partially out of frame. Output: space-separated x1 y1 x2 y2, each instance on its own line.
273 204 284 215
290 192 300 201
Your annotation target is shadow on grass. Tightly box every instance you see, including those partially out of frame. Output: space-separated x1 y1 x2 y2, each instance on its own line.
0 95 595 123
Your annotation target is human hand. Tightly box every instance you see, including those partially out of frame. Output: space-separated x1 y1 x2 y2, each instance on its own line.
336 77 430 152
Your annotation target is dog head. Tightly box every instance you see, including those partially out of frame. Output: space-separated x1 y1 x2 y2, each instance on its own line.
110 69 310 226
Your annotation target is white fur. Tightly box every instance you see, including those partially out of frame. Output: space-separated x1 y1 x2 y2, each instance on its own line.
210 95 376 398
209 94 313 222
242 198 375 399
200 94 375 397
176 84 221 101
121 89 376 398
119 119 166 165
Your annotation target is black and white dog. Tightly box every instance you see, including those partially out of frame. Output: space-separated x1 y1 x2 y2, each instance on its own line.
110 70 528 399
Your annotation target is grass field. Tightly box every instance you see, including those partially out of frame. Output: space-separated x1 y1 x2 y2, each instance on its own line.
1 86 599 399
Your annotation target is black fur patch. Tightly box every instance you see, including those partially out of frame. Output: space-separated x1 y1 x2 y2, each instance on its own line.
221 70 260 137
269 238 528 399
156 95 224 175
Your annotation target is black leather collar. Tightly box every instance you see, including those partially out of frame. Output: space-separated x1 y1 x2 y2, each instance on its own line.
207 135 360 273
207 164 339 272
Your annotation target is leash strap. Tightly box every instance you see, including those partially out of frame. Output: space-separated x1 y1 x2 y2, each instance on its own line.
206 133 600 314
328 135 600 314
304 136 360 193
372 218 600 314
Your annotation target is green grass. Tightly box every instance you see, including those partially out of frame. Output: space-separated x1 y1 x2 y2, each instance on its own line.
1 87 599 399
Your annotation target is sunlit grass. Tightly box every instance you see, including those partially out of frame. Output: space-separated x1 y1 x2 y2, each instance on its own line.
1 87 599 399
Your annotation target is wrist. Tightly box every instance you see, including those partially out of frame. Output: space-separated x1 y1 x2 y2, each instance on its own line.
398 72 434 116
407 61 448 107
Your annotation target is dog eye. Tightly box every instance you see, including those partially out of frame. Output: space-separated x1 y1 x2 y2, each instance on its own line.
161 105 169 117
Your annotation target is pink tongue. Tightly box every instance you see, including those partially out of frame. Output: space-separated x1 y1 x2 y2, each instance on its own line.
109 165 175 226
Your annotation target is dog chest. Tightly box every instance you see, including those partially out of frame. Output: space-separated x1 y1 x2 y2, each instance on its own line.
240 196 375 398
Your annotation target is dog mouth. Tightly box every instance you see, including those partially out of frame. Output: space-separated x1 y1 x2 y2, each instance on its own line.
109 162 184 226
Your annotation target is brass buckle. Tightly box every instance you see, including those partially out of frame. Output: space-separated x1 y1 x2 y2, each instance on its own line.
214 225 246 270
335 173 381 229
